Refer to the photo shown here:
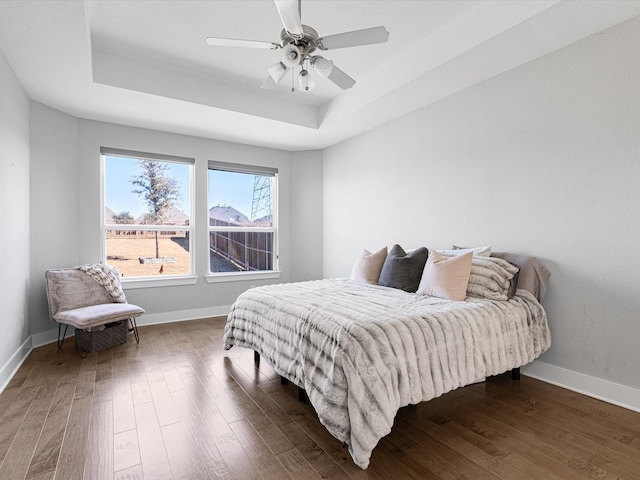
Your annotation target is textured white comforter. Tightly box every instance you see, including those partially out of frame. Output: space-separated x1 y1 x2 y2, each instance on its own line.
223 279 551 469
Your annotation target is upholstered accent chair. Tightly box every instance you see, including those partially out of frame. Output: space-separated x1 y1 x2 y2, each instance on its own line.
45 267 144 355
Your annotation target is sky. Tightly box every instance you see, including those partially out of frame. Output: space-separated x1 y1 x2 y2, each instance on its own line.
104 155 267 221
105 155 190 218
208 170 258 218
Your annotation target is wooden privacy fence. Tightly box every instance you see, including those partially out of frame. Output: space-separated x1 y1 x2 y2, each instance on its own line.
210 231 272 271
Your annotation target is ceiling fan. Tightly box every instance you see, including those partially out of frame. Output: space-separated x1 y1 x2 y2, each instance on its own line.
205 0 389 92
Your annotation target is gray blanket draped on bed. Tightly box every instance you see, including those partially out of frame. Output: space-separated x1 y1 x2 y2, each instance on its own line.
223 278 551 469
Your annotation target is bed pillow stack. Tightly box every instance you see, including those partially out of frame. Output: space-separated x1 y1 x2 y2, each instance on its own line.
465 256 520 301
438 246 519 301
349 243 546 303
451 246 550 301
490 252 550 301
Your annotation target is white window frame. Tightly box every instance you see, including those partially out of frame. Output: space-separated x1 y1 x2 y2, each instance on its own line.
101 147 197 288
206 161 280 283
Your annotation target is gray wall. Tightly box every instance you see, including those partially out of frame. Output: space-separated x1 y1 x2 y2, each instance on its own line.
0 51 30 385
290 150 323 282
323 17 640 390
29 104 79 337
28 104 324 340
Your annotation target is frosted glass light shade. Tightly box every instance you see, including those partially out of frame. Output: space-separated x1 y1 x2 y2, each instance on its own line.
299 71 316 91
312 56 334 79
281 44 301 68
266 62 288 83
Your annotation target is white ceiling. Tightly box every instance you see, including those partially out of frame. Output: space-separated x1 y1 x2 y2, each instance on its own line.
1 0 639 151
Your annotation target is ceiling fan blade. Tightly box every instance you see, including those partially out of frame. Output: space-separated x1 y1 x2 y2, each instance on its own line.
318 26 389 50
205 37 278 49
328 65 356 90
274 0 303 36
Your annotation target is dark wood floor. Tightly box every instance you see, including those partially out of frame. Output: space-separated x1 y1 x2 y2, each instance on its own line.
2 317 640 479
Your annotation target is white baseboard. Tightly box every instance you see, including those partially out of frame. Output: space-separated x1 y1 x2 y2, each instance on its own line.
523 360 640 414
0 337 33 392
137 305 231 326
32 327 62 348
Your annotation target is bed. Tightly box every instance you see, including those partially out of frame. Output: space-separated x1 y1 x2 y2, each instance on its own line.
222 249 551 469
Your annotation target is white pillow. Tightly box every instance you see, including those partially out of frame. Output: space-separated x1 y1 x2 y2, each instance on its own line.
349 247 388 285
417 251 473 301
436 245 491 257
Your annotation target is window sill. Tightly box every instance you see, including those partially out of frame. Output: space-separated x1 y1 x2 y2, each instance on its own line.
122 275 199 289
205 271 281 283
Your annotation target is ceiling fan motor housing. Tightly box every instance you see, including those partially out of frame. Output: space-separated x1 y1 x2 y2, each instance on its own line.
280 25 318 62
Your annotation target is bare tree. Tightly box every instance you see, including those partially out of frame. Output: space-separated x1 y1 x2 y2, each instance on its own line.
131 160 181 258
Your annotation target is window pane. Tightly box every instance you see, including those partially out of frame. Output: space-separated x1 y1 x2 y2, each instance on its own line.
208 167 277 274
106 231 190 278
208 170 272 227
210 231 273 272
104 154 192 278
105 156 190 225
106 234 190 277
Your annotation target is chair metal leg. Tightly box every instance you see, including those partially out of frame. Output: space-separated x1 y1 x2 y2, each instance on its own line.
254 351 260 365
128 317 140 344
57 324 69 349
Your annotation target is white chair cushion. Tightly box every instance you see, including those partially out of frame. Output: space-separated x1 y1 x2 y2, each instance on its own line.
54 303 144 330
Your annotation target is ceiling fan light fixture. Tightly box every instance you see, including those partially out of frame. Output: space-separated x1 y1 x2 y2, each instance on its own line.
266 62 288 83
281 44 302 68
311 56 333 79
298 69 315 91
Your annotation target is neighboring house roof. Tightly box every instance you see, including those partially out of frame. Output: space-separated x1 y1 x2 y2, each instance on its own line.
134 206 189 225
252 214 273 227
209 205 250 226
105 206 116 223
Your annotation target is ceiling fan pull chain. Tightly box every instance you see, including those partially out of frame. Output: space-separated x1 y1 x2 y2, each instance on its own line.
291 68 295 92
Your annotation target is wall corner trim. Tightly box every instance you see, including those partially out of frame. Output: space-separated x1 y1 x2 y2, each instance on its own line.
0 337 33 393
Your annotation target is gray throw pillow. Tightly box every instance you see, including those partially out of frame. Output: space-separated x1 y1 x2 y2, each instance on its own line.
378 244 429 292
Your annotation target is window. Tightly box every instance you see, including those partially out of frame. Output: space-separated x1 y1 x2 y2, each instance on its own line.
102 148 194 280
208 161 278 276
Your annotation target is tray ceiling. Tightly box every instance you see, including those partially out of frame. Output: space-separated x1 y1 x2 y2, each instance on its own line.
1 1 639 150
